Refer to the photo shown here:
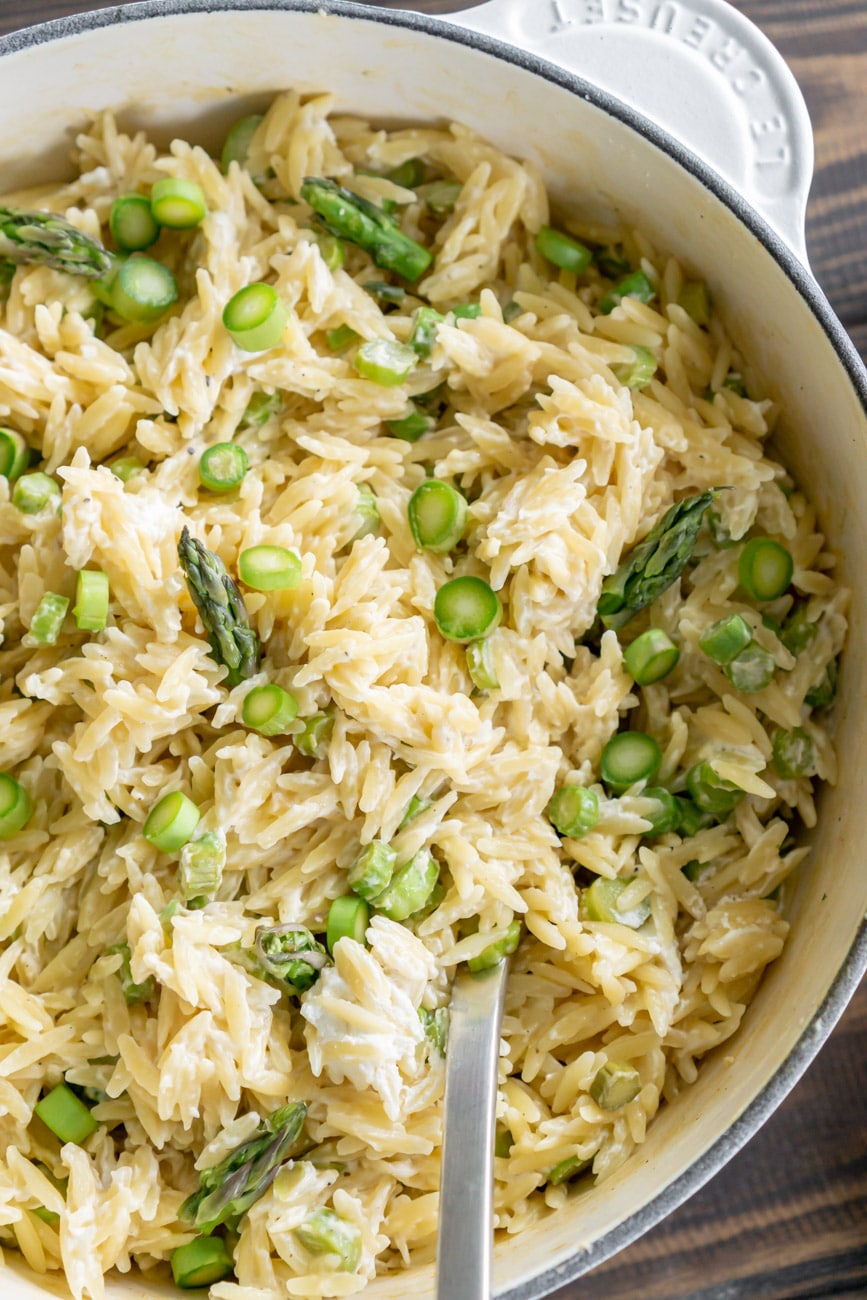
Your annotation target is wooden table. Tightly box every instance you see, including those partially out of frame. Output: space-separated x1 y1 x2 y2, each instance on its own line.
1 1 865 1297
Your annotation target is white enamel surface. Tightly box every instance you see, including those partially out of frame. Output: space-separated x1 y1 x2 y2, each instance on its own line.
0 7 864 1299
448 0 815 264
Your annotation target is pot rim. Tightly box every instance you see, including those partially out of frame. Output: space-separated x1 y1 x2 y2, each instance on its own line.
1 2 866 1296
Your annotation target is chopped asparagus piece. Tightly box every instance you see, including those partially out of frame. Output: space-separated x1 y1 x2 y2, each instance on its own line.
589 1060 641 1110
178 527 260 687
179 1101 308 1233
419 1006 449 1056
0 206 112 277
373 847 439 921
254 924 329 994
300 177 432 282
294 1207 362 1272
597 491 719 630
583 877 650 929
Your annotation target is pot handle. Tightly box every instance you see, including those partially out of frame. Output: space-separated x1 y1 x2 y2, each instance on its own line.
441 0 813 265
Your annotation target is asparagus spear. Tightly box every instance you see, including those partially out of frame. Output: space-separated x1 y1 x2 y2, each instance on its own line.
253 923 330 994
597 490 719 630
178 527 260 686
300 177 432 282
179 1101 308 1234
0 206 112 278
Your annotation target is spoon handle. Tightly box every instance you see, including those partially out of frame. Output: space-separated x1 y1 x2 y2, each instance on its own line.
435 960 509 1300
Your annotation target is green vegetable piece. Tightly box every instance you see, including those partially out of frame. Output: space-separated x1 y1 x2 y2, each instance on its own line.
723 371 747 397
547 785 599 838
677 280 711 326
622 627 679 684
150 177 207 229
109 195 159 252
421 179 462 216
178 527 261 687
373 847 439 921
316 232 345 271
599 731 661 793
597 491 718 630
598 269 655 315
434 576 501 643
34 1083 98 1145
326 324 359 352
681 859 707 882
73 570 109 632
102 255 178 324
385 158 426 189
467 918 522 972
589 1060 641 1110
0 773 32 839
637 787 680 838
409 305 443 358
300 177 433 282
494 1126 513 1158
535 224 593 274
199 442 248 493
222 283 288 352
0 260 16 299
294 1207 362 1273
706 508 735 549
780 604 818 656
408 480 467 553
242 684 299 736
699 613 753 665
466 638 499 691
806 659 838 711
12 470 60 515
0 206 112 278
327 895 370 952
363 279 406 306
255 924 329 993
240 389 283 429
179 1101 308 1234
686 762 743 818
29 592 69 646
348 840 397 904
32 1207 60 1226
351 484 380 540
503 300 523 324
674 797 714 837
724 641 775 693
398 794 433 830
238 544 302 592
172 1236 234 1289
107 942 154 1005
419 1006 449 1056
179 831 226 903
386 410 434 442
595 244 631 278
142 790 200 853
296 709 335 759
109 456 145 483
0 428 29 481
452 302 482 320
738 537 794 602
221 114 263 173
547 1154 593 1186
772 726 817 779
583 877 650 929
354 338 417 386
611 345 657 390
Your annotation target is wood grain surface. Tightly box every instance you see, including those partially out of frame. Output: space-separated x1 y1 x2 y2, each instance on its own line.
0 2 864 1298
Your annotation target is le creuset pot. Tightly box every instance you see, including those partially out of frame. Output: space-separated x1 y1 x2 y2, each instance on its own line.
0 2 865 1297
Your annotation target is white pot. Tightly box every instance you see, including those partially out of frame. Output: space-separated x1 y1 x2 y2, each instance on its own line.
1 3 865 1297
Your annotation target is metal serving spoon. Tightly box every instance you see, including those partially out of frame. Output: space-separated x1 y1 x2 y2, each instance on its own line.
435 959 510 1300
